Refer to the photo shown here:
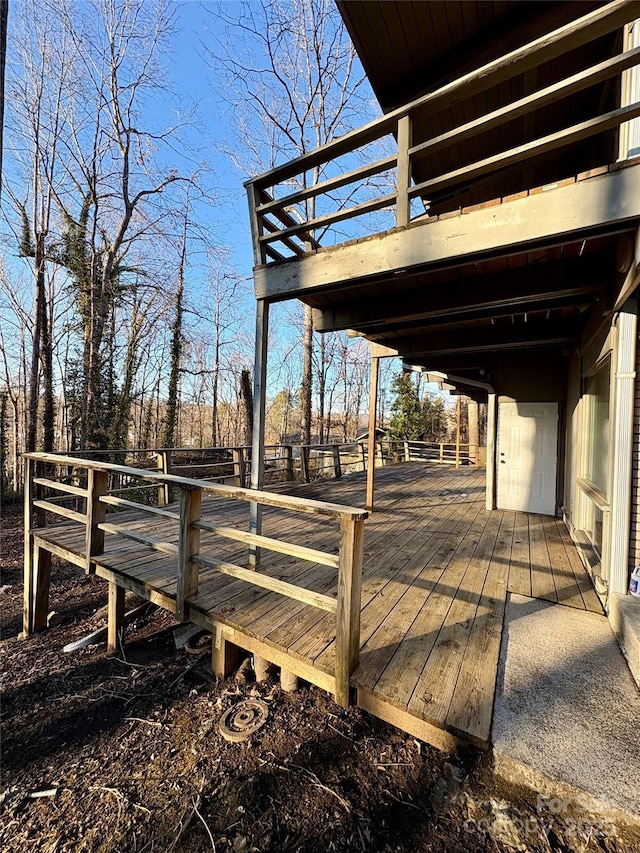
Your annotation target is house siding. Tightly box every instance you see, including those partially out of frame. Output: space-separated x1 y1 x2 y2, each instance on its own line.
630 324 640 580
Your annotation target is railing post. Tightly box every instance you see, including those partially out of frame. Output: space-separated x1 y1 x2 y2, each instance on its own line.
335 516 365 708
404 441 410 462
396 113 413 227
332 445 342 479
232 448 246 487
440 443 444 463
299 446 310 483
23 456 35 636
359 442 366 472
285 445 294 481
375 441 384 467
85 468 108 574
157 450 171 506
176 486 201 622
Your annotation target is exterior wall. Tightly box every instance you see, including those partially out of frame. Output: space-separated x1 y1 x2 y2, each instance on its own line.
494 350 568 404
630 326 640 577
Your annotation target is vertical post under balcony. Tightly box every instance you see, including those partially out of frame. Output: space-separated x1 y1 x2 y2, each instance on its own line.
249 298 269 566
396 114 413 227
366 355 380 512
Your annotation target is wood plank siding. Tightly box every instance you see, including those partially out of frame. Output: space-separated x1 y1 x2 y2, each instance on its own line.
29 463 600 751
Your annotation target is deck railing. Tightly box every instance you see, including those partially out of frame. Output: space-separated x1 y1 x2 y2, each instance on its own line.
245 1 640 263
23 452 367 707
57 439 479 497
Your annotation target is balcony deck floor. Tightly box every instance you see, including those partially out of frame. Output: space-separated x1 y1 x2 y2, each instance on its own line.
33 462 601 750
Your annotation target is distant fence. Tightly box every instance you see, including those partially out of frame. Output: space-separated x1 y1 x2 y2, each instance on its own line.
57 439 483 498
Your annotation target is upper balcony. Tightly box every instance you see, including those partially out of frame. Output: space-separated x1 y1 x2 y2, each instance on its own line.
246 1 640 305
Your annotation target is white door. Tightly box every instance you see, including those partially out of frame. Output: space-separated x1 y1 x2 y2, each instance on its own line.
497 402 558 515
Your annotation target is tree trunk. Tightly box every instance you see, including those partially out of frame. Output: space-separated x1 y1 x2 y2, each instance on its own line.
240 368 253 447
26 237 45 453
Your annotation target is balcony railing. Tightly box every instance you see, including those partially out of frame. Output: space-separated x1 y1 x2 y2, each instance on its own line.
245 0 640 265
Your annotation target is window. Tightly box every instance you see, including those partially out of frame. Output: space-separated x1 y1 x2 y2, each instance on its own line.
580 358 611 560
584 361 610 495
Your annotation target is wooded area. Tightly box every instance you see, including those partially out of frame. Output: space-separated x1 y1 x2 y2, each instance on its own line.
0 0 467 498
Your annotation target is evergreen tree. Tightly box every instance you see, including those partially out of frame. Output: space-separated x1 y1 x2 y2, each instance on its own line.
388 373 422 440
421 392 448 442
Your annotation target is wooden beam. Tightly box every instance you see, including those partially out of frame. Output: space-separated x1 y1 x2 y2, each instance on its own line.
249 298 269 566
176 487 201 622
97 523 179 556
256 154 397 217
366 355 380 513
212 626 240 679
85 468 108 574
335 517 365 708
486 393 497 511
33 500 86 525
193 554 338 613
107 582 125 654
356 689 460 755
32 545 51 632
254 164 640 299
410 47 640 164
396 115 412 227
383 318 579 358
193 519 340 568
247 0 640 191
410 101 640 202
23 456 35 636
100 495 180 520
455 397 461 470
32 477 88 498
312 258 608 333
259 193 396 247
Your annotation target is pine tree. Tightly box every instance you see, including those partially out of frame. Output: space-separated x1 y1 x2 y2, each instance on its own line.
388 373 422 440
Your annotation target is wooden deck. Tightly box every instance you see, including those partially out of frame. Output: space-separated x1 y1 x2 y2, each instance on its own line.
32 462 601 751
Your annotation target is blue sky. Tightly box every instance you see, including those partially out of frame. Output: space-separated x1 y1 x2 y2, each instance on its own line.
165 1 256 274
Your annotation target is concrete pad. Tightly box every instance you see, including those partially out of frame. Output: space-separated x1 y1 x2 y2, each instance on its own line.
492 594 640 820
610 593 640 689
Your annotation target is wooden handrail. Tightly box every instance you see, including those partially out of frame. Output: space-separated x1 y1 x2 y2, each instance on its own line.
24 452 369 521
245 0 639 193
244 0 640 262
23 451 367 706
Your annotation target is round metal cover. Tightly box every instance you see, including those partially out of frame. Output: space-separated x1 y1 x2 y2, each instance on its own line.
184 630 212 655
218 699 269 743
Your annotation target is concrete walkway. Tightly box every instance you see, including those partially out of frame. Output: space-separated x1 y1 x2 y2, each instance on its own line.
492 594 640 822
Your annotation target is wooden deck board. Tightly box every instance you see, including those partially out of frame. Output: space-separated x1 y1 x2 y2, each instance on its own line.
29 462 600 750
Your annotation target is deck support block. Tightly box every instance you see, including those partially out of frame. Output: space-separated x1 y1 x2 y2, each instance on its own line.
280 669 299 692
107 583 125 653
212 626 240 679
253 654 271 682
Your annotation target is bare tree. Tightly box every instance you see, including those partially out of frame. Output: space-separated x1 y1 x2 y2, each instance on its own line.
3 0 72 451
206 0 368 443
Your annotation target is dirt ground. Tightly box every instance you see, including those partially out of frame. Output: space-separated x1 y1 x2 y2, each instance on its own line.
2 506 639 853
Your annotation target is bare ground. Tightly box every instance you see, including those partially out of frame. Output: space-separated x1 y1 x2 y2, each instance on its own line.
2 506 639 853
